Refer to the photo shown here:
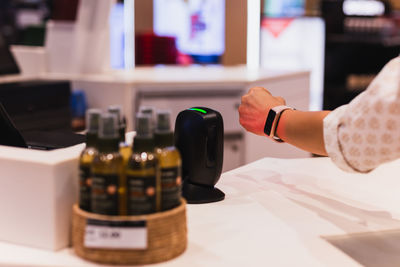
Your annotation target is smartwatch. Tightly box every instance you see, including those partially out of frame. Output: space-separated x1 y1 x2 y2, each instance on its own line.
263 105 293 142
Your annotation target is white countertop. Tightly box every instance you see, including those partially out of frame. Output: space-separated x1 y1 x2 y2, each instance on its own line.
51 65 309 85
0 65 309 87
2 157 400 267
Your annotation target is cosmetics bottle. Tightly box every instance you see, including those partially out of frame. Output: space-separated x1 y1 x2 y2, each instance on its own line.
79 109 101 212
154 110 182 211
91 113 126 215
125 113 160 215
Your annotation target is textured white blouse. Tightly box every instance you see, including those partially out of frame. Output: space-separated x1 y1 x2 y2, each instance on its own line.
323 56 400 173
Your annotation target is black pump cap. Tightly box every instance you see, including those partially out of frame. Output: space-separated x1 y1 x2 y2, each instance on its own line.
139 106 156 131
108 105 123 125
85 109 101 147
156 110 171 132
154 110 174 147
86 109 101 134
99 113 119 139
108 105 126 142
134 113 155 152
136 113 152 138
98 113 119 152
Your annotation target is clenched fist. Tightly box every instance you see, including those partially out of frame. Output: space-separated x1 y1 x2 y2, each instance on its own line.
238 87 286 136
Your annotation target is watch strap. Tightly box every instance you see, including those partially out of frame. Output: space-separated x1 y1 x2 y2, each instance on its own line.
264 105 293 143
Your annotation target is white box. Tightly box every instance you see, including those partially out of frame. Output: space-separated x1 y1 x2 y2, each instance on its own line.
0 144 84 251
10 45 47 76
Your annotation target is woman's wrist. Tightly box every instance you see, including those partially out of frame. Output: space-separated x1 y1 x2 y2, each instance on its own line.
275 109 295 142
275 109 330 155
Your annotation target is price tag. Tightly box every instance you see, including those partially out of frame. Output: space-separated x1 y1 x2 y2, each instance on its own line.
84 219 147 249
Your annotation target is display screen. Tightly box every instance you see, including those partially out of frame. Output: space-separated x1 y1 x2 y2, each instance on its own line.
153 0 225 57
109 3 125 69
263 110 276 136
263 0 304 17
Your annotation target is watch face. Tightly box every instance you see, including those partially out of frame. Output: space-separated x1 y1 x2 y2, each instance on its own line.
264 109 277 136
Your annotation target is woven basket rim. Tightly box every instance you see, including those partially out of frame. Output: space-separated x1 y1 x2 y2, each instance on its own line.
72 198 187 265
73 198 186 221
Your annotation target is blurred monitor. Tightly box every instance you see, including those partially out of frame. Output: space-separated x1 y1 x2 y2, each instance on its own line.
153 0 225 64
264 0 305 18
109 2 125 69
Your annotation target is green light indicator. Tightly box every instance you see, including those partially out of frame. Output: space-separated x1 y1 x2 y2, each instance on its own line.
188 108 207 114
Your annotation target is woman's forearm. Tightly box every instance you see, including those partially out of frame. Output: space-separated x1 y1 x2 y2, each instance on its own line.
276 110 331 156
238 86 331 156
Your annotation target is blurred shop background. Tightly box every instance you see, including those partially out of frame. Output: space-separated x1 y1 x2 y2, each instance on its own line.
1 0 399 111
0 0 399 170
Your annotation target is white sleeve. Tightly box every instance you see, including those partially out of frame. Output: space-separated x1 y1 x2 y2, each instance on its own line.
323 56 400 173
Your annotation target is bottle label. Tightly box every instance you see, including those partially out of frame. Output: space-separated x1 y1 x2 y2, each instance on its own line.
84 219 147 249
91 174 120 215
79 164 92 212
126 175 156 215
161 167 182 211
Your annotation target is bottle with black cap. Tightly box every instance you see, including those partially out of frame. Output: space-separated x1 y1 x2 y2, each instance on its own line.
154 110 182 211
91 113 126 215
125 113 160 215
139 106 156 131
108 105 130 162
79 109 101 212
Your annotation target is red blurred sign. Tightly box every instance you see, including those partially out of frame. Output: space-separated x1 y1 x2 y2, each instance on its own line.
261 18 294 38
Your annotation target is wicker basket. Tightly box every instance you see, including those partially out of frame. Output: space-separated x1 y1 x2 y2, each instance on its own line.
72 199 187 265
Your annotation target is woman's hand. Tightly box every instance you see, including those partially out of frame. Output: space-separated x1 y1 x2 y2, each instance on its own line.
238 86 286 136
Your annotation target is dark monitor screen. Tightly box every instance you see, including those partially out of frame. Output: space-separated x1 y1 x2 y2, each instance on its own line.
0 102 27 148
0 34 20 76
